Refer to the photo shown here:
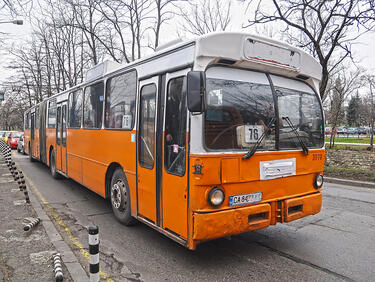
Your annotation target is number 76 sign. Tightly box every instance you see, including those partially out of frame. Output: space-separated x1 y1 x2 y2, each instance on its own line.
244 125 264 143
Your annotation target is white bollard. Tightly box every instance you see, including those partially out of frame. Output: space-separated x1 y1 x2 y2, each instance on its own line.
53 253 64 282
88 225 100 282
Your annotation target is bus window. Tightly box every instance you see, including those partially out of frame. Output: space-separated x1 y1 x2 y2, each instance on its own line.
25 112 30 129
164 77 187 175
69 90 83 128
35 106 40 129
139 84 156 169
271 75 324 149
62 105 67 146
105 71 136 129
83 82 104 129
56 107 61 145
48 99 57 128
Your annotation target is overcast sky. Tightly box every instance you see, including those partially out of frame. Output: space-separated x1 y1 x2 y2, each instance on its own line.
0 0 374 88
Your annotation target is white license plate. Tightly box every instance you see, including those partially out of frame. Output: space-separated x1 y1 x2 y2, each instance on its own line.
229 192 262 207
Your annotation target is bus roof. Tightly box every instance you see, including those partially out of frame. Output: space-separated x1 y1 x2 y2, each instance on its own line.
29 32 321 109
84 32 322 84
194 32 322 82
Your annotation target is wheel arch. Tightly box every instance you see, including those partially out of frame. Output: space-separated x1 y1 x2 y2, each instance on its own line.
48 145 54 166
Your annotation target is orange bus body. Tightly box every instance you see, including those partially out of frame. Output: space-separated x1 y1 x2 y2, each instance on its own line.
23 32 325 250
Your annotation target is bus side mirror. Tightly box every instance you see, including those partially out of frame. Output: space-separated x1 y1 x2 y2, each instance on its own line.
187 71 205 113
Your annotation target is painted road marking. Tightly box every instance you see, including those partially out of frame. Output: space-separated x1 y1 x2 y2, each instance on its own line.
13 200 26 206
23 174 113 282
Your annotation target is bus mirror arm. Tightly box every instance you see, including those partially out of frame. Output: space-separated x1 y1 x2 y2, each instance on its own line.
187 71 206 114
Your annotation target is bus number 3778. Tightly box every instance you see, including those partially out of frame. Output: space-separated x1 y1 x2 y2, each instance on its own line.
23 32 325 250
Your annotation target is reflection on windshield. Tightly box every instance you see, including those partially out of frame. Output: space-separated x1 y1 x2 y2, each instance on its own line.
276 87 324 149
204 72 324 152
204 78 276 150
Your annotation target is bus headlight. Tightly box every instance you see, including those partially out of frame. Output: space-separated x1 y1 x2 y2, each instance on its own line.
314 174 323 189
208 187 225 206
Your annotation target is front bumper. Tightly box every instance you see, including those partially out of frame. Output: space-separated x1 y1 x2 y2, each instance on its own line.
192 192 322 241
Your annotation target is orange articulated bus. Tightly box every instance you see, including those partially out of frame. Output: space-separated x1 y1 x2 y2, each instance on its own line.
24 32 325 250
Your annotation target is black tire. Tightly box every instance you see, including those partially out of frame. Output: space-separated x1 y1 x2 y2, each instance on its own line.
22 146 25 155
17 148 20 153
49 149 61 179
110 168 136 226
29 144 35 162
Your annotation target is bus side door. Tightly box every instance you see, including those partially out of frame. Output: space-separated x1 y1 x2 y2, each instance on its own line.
137 77 159 223
30 112 35 156
56 102 68 174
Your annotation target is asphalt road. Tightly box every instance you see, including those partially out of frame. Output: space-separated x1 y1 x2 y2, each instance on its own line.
13 152 375 282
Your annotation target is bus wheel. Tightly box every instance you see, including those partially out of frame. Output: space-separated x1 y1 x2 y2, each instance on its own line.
29 144 34 162
49 150 60 179
110 168 136 226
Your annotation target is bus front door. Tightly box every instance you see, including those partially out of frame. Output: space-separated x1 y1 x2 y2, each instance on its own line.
137 71 189 239
56 102 67 174
137 77 159 224
161 70 189 239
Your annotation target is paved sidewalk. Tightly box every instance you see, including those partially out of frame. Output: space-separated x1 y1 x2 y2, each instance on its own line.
0 154 74 282
325 176 375 189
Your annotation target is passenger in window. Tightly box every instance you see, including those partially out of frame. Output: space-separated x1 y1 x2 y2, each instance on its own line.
126 101 136 129
115 115 122 128
165 77 187 174
165 83 181 145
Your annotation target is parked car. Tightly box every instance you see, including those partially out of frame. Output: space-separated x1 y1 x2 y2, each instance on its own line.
358 127 367 135
325 126 337 134
4 132 11 143
17 133 25 154
7 131 23 149
0 131 8 140
346 127 359 135
337 127 347 134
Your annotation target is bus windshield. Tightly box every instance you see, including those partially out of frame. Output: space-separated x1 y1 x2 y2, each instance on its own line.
204 67 324 151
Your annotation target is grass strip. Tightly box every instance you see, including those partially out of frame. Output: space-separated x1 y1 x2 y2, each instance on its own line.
325 137 371 144
324 166 375 182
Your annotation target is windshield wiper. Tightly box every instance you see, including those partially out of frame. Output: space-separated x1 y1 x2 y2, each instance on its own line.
242 117 276 160
282 116 309 155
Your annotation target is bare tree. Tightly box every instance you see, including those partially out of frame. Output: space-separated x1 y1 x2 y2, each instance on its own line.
0 0 33 16
362 75 375 149
177 0 232 36
245 0 375 100
94 0 152 62
327 68 363 148
0 86 26 130
151 0 177 49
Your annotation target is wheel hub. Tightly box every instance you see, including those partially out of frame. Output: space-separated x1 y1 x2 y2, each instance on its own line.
111 181 127 211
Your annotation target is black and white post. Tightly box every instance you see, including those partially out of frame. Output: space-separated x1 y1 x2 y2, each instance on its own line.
53 253 64 282
23 217 40 231
88 226 99 282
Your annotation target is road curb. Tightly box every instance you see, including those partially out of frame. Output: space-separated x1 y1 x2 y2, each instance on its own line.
325 176 375 189
23 171 89 282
